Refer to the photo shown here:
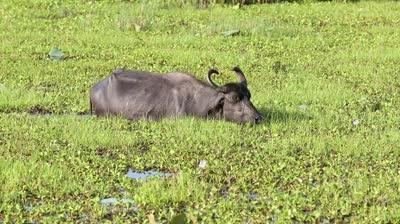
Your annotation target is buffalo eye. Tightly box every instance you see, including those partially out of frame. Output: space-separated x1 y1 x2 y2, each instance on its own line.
229 95 240 102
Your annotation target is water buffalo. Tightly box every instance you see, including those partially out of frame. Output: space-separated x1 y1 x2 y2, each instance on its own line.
90 67 262 124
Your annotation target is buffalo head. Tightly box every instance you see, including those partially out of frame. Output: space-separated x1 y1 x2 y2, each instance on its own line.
207 67 262 124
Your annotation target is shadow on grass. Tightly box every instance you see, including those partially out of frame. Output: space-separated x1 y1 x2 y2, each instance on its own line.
2 105 311 126
0 105 53 115
259 107 312 125
0 105 95 118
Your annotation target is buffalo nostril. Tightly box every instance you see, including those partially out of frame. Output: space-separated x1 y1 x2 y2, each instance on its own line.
255 116 262 123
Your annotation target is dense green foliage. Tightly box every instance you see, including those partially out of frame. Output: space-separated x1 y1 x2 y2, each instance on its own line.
1 0 400 223
107 0 386 6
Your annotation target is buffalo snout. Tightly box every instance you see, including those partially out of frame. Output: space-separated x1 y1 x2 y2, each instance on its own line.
254 114 263 124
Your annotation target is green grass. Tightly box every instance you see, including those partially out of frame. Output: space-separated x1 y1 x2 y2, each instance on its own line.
1 0 400 223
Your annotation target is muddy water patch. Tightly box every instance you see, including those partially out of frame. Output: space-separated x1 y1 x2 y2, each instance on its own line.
96 147 117 159
135 141 151 154
28 105 53 115
26 107 93 118
0 85 54 113
0 106 52 114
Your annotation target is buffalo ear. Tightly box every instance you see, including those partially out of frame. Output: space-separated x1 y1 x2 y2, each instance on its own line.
207 93 224 118
217 92 225 105
218 97 225 106
212 92 225 108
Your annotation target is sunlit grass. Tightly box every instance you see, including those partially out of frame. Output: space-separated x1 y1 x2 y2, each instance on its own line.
1 0 400 223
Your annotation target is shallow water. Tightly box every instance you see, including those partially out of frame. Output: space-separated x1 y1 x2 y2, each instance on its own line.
248 192 258 201
100 197 118 206
198 160 207 169
126 169 173 180
100 197 135 206
100 197 138 212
